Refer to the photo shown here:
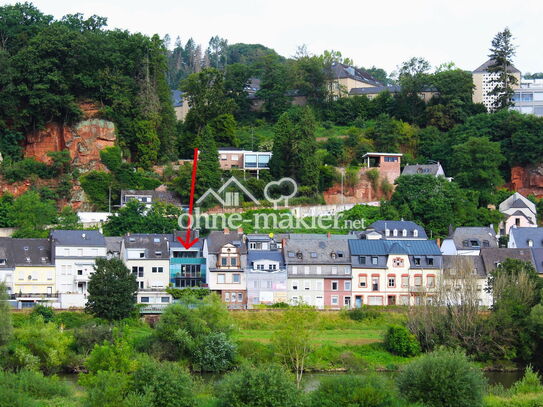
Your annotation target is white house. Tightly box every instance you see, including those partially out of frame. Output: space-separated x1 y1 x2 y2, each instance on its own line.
120 234 172 305
440 227 498 256
498 192 537 235
50 230 107 307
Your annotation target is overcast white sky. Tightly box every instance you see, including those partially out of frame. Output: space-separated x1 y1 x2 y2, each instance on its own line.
6 0 543 74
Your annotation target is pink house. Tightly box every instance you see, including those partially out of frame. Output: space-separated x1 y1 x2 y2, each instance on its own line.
324 277 352 309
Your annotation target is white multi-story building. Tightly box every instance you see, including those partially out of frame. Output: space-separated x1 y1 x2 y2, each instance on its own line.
50 230 107 307
512 79 543 117
120 234 172 305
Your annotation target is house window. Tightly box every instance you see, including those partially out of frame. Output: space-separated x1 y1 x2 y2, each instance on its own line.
316 280 323 290
310 252 317 258
132 267 143 277
161 297 170 303
231 257 237 267
414 275 422 286
217 274 225 284
221 257 227 266
139 281 144 289
413 229 418 237
257 264 265 270
401 275 409 288
316 266 322 274
331 296 339 305
152 267 163 273
331 267 337 274
483 240 490 248
304 281 311 290
427 275 435 288
516 218 521 227
388 276 395 288
139 252 145 258
332 281 338 291
413 257 421 265
393 229 398 237
78 270 83 276
233 274 240 283
392 257 404 267
402 229 407 237
385 229 390 237
371 256 378 265
359 256 366 264
427 257 434 266
292 266 298 274
304 266 309 274
344 266 350 275
292 280 299 290
225 292 230 302
462 240 469 247
344 296 351 307
140 297 150 303
238 293 243 302
359 275 367 288
155 251 162 256
528 239 534 247
345 281 351 290
269 264 277 270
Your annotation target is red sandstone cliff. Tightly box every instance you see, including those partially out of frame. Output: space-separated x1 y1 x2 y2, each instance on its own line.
509 165 543 198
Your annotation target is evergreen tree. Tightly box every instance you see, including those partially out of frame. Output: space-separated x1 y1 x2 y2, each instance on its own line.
85 258 137 321
488 28 518 111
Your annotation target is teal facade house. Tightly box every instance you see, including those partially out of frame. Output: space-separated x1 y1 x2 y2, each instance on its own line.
169 231 206 288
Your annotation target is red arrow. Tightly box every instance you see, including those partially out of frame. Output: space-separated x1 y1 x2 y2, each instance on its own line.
177 147 199 249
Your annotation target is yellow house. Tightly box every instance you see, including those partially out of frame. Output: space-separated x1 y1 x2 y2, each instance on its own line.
328 62 382 98
11 238 56 307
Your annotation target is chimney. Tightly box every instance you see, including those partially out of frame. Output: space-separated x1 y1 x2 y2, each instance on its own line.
237 227 244 234
223 228 230 234
436 237 441 247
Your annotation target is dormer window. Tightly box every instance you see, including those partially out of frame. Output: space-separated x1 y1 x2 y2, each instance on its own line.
528 239 534 247
330 252 337 259
337 251 344 258
288 251 295 258
483 240 490 248
153 238 160 243
129 237 136 242
470 240 479 247
413 230 418 237
0 259 5 265
296 251 303 259
402 229 407 237
393 229 398 237
385 229 390 237
310 252 317 258
462 240 469 247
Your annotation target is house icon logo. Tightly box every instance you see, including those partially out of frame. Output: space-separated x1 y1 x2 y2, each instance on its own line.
196 176 260 207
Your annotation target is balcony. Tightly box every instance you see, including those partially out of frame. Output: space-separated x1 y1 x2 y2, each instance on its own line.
11 293 59 299
170 258 206 265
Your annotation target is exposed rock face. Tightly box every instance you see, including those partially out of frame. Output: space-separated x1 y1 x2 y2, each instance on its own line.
509 165 543 198
323 168 390 204
24 118 116 172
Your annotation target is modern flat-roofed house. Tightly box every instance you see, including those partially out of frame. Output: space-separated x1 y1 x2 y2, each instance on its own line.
512 79 543 117
508 227 543 249
169 231 206 288
218 148 272 178
498 192 537 235
285 234 354 309
51 230 107 308
245 234 287 307
204 230 248 309
361 152 403 184
120 234 172 305
0 239 14 299
440 227 498 256
349 239 442 307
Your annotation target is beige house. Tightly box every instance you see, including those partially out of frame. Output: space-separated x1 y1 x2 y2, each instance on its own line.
328 62 382 98
472 59 521 111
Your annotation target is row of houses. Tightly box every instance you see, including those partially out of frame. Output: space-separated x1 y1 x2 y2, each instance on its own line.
2 216 543 310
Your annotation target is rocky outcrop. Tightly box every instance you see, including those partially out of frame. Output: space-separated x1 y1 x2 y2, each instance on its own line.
509 165 543 198
24 118 116 173
323 168 389 204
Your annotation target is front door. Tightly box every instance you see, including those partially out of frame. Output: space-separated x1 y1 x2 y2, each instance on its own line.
355 296 363 308
372 277 379 291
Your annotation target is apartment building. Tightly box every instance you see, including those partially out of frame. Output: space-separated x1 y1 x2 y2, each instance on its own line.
169 231 206 288
120 234 172 305
204 230 248 309
512 79 543 117
349 239 442 306
472 59 522 112
245 234 287 307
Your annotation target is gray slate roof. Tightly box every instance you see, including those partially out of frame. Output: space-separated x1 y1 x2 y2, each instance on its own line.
105 237 122 255
349 239 441 256
442 255 486 277
449 227 497 250
123 234 170 259
530 248 543 274
329 63 382 86
510 227 543 248
205 231 247 254
248 250 284 267
473 59 520 74
0 238 52 267
285 238 351 265
51 230 106 247
480 248 534 274
401 164 443 176
368 220 428 239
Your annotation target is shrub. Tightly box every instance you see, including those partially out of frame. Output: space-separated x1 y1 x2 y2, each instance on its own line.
397 349 486 407
510 365 543 395
346 306 380 321
72 323 114 354
384 325 421 357
309 374 400 407
269 302 290 309
132 359 195 407
192 332 236 372
30 304 55 323
217 364 303 407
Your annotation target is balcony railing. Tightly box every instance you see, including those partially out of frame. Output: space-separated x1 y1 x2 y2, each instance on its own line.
11 293 59 299
170 258 206 265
